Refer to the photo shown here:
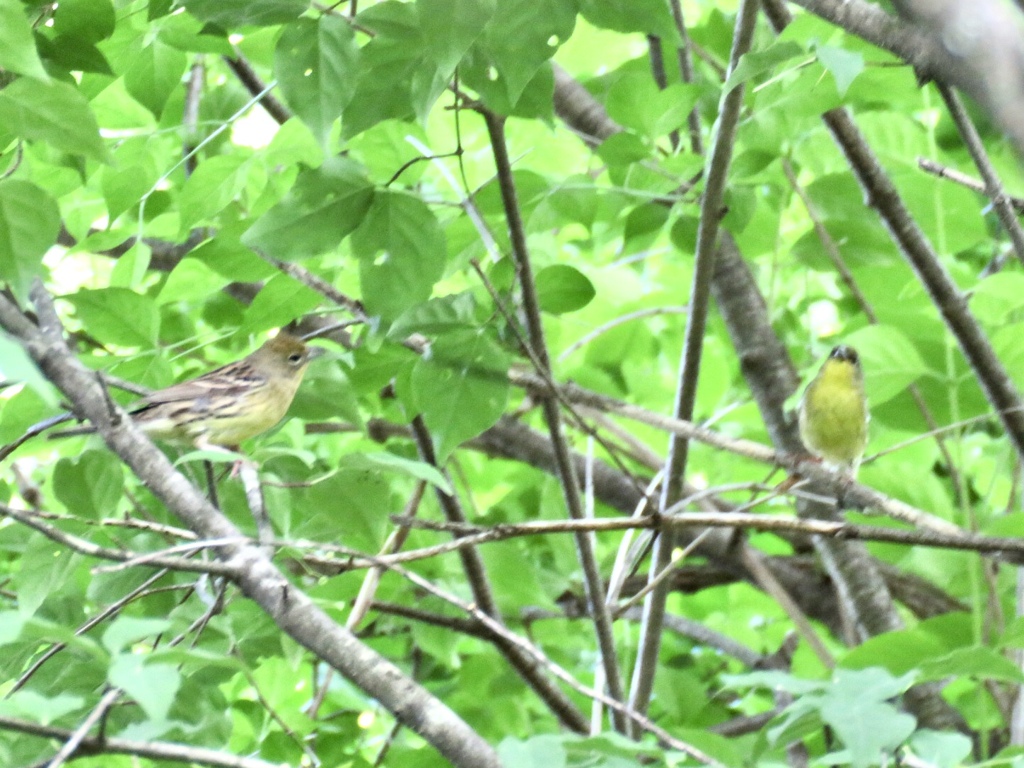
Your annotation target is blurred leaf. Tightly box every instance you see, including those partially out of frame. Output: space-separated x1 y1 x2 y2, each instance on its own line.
178 155 249 230
304 469 391 551
0 78 110 162
102 617 172 654
242 157 374 259
63 288 160 347
51 0 115 43
109 654 181 722
0 690 84 724
0 180 60 294
345 1 433 136
340 451 453 495
418 0 495 73
905 730 972 768
726 42 805 90
275 16 360 147
579 0 680 41
53 450 125 520
102 163 158 224
411 329 509 461
182 0 305 26
917 646 1024 684
14 534 81 618
0 0 49 80
816 44 864 96
241 273 322 333
354 191 447 322
535 265 596 314
844 325 927 407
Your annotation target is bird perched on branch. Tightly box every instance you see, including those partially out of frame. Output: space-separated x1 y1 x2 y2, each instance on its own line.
51 332 324 452
798 344 869 478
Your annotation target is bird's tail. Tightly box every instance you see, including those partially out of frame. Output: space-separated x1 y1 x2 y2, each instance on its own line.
48 424 96 439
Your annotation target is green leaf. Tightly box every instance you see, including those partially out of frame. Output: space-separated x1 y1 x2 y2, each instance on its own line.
51 0 115 43
606 74 701 139
0 612 26 646
241 273 322 333
190 229 277 282
389 293 479 338
418 0 495 73
0 77 110 162
102 163 158 224
182 0 306 27
411 329 510 461
109 654 181 722
818 668 917 768
102 617 172 654
535 265 596 315
174 447 246 465
14 534 81 618
36 34 113 75
579 0 680 42
156 13 235 55
275 16 360 147
624 203 670 250
498 735 567 768
179 154 249 230
917 646 1024 684
63 288 160 347
242 157 374 259
0 335 55 402
340 452 453 495
971 272 1024 324
353 191 447 322
53 451 125 520
595 132 652 166
123 41 188 118
0 0 49 80
159 257 231 303
461 0 574 108
304 470 391 551
0 179 60 294
0 690 85 724
725 41 806 91
816 44 864 97
109 242 152 289
842 627 949 675
905 730 973 768
843 325 927 407
344 2 429 137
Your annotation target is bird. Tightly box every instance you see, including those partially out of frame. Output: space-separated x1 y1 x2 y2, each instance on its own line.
50 332 324 452
798 344 869 477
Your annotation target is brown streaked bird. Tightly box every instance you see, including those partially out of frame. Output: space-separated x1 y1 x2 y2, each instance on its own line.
51 332 324 451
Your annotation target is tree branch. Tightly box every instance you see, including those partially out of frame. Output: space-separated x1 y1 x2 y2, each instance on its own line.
0 286 500 768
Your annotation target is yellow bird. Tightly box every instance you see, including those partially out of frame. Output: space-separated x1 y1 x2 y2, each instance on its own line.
51 332 323 451
798 345 869 476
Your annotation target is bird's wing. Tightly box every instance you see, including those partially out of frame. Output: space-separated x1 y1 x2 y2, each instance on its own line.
135 361 263 409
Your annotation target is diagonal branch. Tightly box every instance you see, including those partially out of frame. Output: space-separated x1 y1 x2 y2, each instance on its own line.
0 285 500 768
408 416 590 732
629 0 761 724
481 110 628 732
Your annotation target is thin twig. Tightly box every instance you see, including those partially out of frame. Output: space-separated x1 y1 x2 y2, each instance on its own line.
482 109 628 731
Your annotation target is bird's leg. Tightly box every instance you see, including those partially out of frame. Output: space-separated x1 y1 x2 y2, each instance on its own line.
192 436 250 479
835 470 863 511
203 460 219 508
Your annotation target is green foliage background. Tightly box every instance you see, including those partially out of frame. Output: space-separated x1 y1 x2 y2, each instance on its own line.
0 0 1022 766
